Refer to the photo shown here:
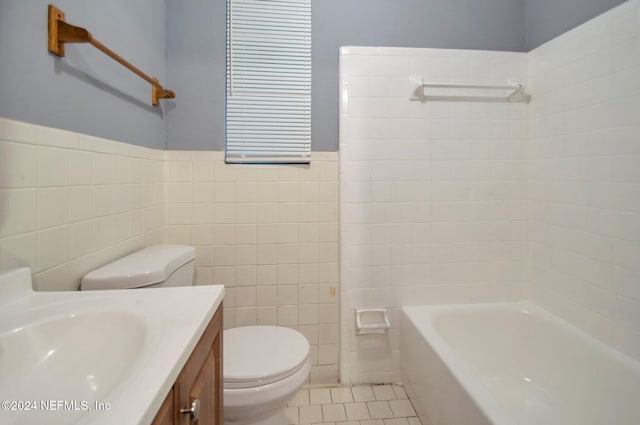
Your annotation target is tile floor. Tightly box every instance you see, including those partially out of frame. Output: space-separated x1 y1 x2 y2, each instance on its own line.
286 385 422 425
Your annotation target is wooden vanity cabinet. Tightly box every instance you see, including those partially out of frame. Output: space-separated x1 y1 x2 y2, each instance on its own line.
151 389 174 425
151 304 223 425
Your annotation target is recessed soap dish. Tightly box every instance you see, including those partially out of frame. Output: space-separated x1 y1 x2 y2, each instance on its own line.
355 308 391 335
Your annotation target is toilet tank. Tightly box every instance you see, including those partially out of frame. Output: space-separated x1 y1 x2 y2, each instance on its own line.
81 245 196 291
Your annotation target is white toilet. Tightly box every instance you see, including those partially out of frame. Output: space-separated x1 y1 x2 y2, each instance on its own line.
81 244 311 425
224 326 310 425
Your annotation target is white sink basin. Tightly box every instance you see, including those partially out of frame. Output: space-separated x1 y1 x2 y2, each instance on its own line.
1 308 150 424
0 268 224 425
1 311 147 396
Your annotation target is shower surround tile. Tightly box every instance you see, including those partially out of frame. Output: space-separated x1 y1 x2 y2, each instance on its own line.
339 0 640 383
527 0 640 361
339 47 529 383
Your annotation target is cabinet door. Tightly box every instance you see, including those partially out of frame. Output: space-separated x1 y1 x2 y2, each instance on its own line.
177 307 223 425
187 333 221 425
150 388 174 425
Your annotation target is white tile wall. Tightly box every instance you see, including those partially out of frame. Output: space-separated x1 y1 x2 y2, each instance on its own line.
0 118 340 384
0 118 165 291
527 0 640 361
340 1 640 382
163 150 340 384
339 47 529 384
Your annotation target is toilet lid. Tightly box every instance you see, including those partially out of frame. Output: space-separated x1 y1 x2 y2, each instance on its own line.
224 326 310 389
80 245 195 290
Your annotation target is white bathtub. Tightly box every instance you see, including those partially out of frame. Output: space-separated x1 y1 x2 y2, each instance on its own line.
400 302 640 425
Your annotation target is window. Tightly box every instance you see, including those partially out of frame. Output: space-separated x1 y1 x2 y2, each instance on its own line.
226 0 312 164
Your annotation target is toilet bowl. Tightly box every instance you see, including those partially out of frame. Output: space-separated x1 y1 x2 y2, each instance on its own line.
80 245 311 425
224 326 310 425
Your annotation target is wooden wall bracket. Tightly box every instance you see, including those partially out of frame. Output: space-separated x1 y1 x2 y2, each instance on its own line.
48 5 66 56
47 4 175 107
151 78 174 107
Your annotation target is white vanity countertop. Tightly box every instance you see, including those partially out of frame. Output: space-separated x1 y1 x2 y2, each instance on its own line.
0 267 224 425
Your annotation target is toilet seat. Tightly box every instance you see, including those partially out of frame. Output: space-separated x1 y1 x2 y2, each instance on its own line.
224 326 310 389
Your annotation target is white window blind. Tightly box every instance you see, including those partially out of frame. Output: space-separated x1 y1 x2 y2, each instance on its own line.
226 0 312 164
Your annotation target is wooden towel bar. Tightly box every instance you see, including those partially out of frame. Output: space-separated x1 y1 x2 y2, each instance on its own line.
47 4 175 106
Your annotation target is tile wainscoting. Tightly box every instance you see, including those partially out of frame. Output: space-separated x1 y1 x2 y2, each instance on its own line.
0 118 340 384
164 150 340 383
0 118 164 291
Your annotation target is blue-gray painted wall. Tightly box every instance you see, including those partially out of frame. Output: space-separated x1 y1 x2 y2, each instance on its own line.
525 0 627 51
165 0 226 151
0 0 166 149
165 0 526 151
0 1 628 151
166 0 627 151
309 0 525 152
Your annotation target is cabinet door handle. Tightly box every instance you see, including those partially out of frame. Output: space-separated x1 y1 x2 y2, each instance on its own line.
180 398 200 422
